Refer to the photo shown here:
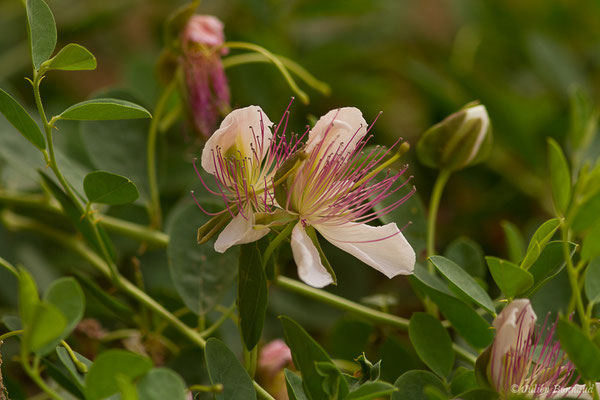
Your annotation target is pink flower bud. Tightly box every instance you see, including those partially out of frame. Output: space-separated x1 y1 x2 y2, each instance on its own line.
180 15 230 139
257 339 294 400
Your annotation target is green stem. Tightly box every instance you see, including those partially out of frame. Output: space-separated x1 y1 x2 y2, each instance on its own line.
189 383 224 393
561 222 589 334
222 52 330 96
60 340 87 373
275 276 409 329
262 222 295 267
0 330 23 342
1 211 276 400
243 345 258 379
22 360 64 400
147 79 177 229
427 169 451 261
200 303 236 338
223 42 309 104
0 256 18 278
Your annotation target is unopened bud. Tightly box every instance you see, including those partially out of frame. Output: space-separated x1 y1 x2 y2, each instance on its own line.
417 103 492 171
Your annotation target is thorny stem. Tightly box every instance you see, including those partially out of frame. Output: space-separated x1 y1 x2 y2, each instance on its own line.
147 78 177 229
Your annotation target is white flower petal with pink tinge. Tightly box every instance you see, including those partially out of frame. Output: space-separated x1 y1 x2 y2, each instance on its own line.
201 105 273 174
290 222 334 288
305 107 367 156
490 299 537 389
214 212 269 253
316 222 415 278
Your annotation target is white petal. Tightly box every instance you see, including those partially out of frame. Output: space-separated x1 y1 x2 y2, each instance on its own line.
214 212 269 253
305 107 367 156
290 222 333 288
201 105 274 174
490 299 537 389
463 104 490 164
316 222 415 278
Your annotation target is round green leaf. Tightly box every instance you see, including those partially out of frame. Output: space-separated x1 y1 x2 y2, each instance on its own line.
26 0 57 70
429 255 495 313
557 318 600 381
408 313 454 378
85 350 153 400
43 277 85 341
392 370 447 400
486 256 534 298
167 201 238 316
0 88 46 150
84 171 139 205
25 302 67 355
136 368 187 400
444 237 486 278
205 338 257 400
58 98 151 121
345 381 397 399
43 43 97 71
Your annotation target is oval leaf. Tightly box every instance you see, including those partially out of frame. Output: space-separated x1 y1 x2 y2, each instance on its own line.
392 370 447 400
557 318 600 381
85 350 153 400
486 256 534 298
409 313 454 378
285 370 309 400
585 258 600 305
238 242 268 350
84 171 139 205
429 255 494 313
26 0 57 70
500 220 525 264
205 338 257 400
25 302 67 355
547 138 571 214
443 236 486 278
167 201 238 316
345 381 397 400
43 43 97 71
582 223 600 262
520 218 560 270
58 98 151 121
43 277 85 341
136 368 187 400
0 88 46 150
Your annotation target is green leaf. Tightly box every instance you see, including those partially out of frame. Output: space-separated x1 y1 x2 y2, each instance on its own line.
85 350 153 400
450 368 477 396
486 256 533 298
42 43 97 71
205 338 257 400
520 218 560 270
26 0 57 70
411 265 494 349
136 368 187 400
24 302 67 355
582 223 600 262
572 191 600 233
164 0 199 45
42 278 85 346
500 221 525 263
429 255 494 313
392 371 447 400
443 237 486 278
585 258 600 305
75 272 134 318
238 242 268 350
117 374 138 400
547 138 571 214
285 369 309 400
454 389 499 400
84 171 139 205
39 171 116 261
568 87 598 152
17 267 39 326
408 313 454 378
167 201 238 315
280 316 346 400
525 241 576 296
58 99 151 121
315 361 344 399
344 381 397 400
56 346 92 390
557 318 600 381
0 88 46 150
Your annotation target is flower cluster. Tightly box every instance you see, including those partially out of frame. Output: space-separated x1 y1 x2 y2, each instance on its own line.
193 103 416 287
489 299 579 399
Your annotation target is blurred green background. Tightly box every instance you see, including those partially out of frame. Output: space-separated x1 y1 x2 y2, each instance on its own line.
1 0 599 395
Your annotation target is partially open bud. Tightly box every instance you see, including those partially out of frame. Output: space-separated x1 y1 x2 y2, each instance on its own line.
257 339 294 400
417 103 492 171
180 15 231 139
